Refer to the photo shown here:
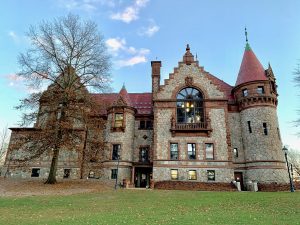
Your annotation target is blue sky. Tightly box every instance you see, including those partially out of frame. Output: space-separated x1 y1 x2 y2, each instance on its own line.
0 0 299 150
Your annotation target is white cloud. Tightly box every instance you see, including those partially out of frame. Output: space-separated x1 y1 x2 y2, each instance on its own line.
106 37 126 53
58 0 116 12
106 37 150 67
117 55 147 67
111 0 149 23
138 19 160 37
8 31 19 43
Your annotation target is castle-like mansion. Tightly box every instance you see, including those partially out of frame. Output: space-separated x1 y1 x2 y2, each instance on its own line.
4 41 289 190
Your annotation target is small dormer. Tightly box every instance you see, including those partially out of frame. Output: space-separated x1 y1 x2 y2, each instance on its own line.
108 85 136 132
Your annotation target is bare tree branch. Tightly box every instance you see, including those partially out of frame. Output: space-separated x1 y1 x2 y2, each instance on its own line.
12 13 111 184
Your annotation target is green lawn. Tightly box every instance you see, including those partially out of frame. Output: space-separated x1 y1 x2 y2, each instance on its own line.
0 190 299 225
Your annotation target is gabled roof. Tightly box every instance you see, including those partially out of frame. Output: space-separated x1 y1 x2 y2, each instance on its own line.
113 85 132 107
235 43 268 86
91 93 152 115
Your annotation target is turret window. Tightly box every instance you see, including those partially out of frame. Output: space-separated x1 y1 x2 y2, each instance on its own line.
114 113 124 127
247 121 252 133
257 86 265 94
263 123 268 135
242 89 248 97
112 144 121 160
176 88 204 123
233 148 238 158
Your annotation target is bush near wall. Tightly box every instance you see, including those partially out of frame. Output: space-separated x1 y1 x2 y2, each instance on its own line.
258 182 300 192
154 181 236 191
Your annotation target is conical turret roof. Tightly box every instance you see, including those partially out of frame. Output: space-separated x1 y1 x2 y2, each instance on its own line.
113 84 132 106
235 43 267 86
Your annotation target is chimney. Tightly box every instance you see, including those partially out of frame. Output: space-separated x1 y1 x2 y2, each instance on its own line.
151 61 161 94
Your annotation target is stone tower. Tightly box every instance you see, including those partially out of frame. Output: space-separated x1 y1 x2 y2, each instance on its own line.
104 85 136 181
232 40 288 184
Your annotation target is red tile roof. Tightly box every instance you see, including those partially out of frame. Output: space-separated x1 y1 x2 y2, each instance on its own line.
235 45 267 86
91 93 152 115
206 73 234 100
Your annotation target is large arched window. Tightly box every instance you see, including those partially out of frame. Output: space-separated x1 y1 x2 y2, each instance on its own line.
176 87 204 123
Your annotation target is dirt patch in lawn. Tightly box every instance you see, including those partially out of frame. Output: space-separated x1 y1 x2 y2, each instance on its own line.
0 177 114 197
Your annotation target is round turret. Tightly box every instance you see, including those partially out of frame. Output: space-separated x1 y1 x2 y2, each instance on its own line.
233 41 288 184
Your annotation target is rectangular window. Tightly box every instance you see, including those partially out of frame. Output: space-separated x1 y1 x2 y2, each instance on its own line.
207 170 215 181
242 89 248 97
263 123 268 135
247 121 252 133
140 120 153 129
257 86 265 94
112 144 121 160
170 143 179 160
140 147 149 162
31 168 40 177
205 143 214 160
171 169 178 180
88 171 95 178
111 169 117 179
146 120 153 129
188 143 196 160
63 169 71 179
114 113 123 127
140 120 145 129
188 170 197 180
233 148 238 158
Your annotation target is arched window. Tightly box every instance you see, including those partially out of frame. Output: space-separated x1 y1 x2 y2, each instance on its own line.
176 87 204 123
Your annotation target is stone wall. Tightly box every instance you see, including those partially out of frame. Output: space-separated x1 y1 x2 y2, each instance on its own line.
105 112 135 161
153 167 233 182
240 107 283 162
246 168 288 184
228 112 245 164
132 120 153 162
156 63 224 99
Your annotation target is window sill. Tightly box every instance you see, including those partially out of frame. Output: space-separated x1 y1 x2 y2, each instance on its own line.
111 126 125 132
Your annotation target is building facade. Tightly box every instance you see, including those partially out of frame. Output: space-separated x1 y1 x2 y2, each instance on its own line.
3 41 289 190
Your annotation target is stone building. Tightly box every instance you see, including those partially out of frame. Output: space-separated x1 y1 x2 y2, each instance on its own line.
3 40 288 190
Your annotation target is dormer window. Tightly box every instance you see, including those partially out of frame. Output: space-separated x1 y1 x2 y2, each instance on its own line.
242 89 248 97
257 86 264 94
176 87 204 123
114 113 123 128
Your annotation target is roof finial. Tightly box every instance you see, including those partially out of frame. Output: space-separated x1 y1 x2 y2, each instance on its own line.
196 53 198 60
245 27 248 43
244 27 251 51
122 82 126 89
186 44 190 51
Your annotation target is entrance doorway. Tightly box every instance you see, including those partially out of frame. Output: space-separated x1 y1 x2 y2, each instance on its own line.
135 167 152 188
234 172 244 191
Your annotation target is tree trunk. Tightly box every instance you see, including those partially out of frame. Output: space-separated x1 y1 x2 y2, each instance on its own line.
80 129 88 179
45 99 66 184
45 148 60 184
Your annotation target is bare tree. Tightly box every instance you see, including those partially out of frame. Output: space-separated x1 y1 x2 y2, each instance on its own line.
287 148 300 177
0 125 10 173
294 63 300 132
14 14 111 184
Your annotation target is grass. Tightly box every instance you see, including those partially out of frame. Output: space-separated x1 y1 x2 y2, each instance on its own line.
0 190 299 225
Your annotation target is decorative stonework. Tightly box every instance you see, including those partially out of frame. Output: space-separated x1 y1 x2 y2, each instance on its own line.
185 76 193 86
